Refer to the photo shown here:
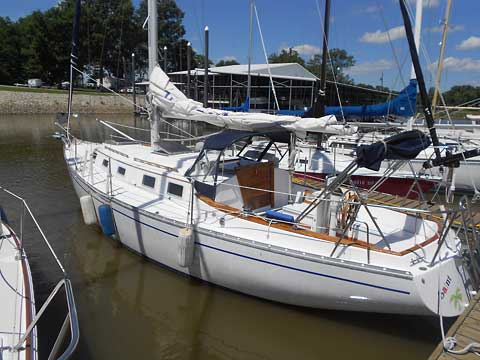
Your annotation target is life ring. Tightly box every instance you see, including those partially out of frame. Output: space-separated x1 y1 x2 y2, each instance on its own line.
338 191 359 229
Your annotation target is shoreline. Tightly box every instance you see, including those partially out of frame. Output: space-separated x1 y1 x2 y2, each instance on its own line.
0 90 145 114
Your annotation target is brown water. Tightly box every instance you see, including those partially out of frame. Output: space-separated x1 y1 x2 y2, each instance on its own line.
0 114 443 360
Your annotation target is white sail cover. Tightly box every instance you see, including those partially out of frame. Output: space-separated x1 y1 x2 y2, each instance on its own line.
148 66 356 137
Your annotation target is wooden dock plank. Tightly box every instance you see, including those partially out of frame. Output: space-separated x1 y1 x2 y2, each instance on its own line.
429 293 480 360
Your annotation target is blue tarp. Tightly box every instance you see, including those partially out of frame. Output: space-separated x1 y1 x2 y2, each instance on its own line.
326 79 418 118
275 109 307 116
356 129 431 171
275 79 418 119
222 97 250 112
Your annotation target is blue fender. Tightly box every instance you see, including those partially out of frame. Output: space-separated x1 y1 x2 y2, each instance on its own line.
98 204 115 237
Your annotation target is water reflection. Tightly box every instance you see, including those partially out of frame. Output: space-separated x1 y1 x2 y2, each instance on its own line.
0 114 440 360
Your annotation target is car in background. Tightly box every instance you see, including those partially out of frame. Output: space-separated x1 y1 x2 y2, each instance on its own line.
28 79 42 88
61 81 70 89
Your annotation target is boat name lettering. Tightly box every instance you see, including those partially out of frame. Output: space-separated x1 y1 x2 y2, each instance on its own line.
440 275 453 300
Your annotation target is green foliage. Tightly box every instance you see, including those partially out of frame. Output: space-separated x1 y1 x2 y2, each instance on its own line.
215 59 239 67
268 48 305 66
0 0 190 85
0 17 23 84
194 54 214 68
306 48 355 84
441 85 480 106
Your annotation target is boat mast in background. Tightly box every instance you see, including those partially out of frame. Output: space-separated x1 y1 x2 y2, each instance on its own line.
432 0 452 114
317 0 331 118
66 0 81 141
410 0 423 80
400 0 441 160
246 0 254 112
303 0 330 118
148 0 160 150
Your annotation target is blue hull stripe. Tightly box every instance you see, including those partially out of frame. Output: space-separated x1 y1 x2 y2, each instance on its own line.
72 174 411 296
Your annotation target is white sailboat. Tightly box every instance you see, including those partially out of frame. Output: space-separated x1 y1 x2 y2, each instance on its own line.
59 0 480 317
0 187 79 360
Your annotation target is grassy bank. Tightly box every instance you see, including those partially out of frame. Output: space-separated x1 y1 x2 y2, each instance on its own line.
0 85 112 96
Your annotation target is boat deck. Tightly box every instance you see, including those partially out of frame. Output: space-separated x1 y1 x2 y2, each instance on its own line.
0 223 30 360
429 292 480 360
292 175 480 231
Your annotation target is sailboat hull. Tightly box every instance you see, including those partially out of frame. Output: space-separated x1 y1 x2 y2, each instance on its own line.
67 162 469 316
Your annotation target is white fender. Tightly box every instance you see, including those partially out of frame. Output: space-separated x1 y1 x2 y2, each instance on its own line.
177 227 194 267
80 195 97 225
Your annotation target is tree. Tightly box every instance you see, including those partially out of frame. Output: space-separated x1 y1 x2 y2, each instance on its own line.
306 48 355 84
215 59 239 67
135 0 186 74
442 85 480 106
268 48 305 66
0 17 23 84
194 54 213 68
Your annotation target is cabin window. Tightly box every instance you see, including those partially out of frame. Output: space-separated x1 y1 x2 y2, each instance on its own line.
117 166 126 175
142 175 156 188
167 182 183 197
102 159 109 167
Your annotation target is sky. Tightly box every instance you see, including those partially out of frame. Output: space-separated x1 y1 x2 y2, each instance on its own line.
3 0 480 91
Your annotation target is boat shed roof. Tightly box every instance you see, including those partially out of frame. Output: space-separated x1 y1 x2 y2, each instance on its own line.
170 63 318 82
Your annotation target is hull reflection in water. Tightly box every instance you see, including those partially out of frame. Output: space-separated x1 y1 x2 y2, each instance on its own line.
71 218 438 360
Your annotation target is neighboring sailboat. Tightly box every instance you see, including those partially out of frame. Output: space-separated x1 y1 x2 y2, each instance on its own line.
0 187 79 360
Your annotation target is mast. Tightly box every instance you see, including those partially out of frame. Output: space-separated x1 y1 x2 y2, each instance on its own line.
399 0 441 161
204 26 209 108
147 0 158 76
66 0 81 141
246 0 254 111
432 0 452 113
304 0 330 118
186 42 191 98
317 0 331 117
410 0 423 80
148 0 160 150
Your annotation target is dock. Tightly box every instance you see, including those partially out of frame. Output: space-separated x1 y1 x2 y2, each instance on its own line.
292 175 480 231
429 292 480 360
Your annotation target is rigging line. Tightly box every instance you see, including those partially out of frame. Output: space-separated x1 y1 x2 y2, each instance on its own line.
377 2 414 116
98 0 112 82
315 0 345 122
115 0 126 79
253 4 280 111
71 65 148 112
417 31 455 129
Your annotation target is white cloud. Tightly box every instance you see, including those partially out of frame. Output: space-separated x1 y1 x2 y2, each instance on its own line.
457 36 480 51
359 26 405 44
429 57 480 72
219 55 237 62
282 44 321 57
345 59 394 75
428 24 464 33
362 5 381 14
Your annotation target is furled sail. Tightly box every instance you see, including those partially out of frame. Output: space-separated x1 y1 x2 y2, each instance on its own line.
326 79 418 118
148 66 357 137
356 129 431 171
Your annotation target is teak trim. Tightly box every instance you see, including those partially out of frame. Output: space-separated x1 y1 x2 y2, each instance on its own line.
198 195 440 257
